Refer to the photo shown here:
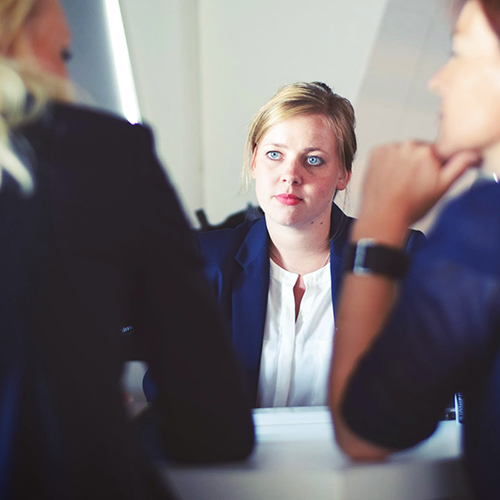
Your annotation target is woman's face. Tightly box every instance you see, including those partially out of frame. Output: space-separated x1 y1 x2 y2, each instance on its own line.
430 0 500 162
251 113 350 231
15 0 71 78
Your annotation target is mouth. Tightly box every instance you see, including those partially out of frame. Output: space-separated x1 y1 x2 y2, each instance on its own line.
275 193 302 206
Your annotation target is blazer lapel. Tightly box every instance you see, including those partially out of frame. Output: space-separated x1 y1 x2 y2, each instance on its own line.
232 217 270 405
330 204 353 314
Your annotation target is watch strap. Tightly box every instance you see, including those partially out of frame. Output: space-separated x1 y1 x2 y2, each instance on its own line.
344 238 409 279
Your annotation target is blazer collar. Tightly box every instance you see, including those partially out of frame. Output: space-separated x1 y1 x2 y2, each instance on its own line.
232 216 270 405
330 203 353 311
235 216 269 268
330 203 352 263
235 205 352 265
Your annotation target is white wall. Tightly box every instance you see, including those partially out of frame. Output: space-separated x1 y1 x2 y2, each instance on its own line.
119 0 202 222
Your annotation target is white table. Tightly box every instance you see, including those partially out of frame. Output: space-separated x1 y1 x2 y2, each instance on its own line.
162 407 472 500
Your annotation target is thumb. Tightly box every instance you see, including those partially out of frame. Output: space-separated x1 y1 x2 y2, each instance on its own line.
438 150 481 192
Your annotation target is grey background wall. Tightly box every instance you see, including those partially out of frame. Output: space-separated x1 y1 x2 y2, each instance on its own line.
60 0 122 115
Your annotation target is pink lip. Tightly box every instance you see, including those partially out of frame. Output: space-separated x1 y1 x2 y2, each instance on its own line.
275 194 302 206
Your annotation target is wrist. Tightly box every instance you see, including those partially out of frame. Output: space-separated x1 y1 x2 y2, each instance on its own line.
344 238 410 279
351 212 409 248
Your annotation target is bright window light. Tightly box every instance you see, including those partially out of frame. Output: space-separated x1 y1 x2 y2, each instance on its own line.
104 0 141 124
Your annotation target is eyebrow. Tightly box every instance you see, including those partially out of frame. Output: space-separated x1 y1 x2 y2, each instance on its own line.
303 147 326 154
262 143 327 153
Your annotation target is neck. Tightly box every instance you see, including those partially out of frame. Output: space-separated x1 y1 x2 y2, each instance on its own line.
266 216 331 276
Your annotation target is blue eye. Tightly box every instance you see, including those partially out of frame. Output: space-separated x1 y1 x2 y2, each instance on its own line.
267 151 281 160
306 156 324 166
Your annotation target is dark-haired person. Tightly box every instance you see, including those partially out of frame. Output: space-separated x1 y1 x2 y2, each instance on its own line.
329 1 500 498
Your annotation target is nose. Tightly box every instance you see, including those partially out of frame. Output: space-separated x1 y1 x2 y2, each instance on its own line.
428 64 446 95
281 157 302 185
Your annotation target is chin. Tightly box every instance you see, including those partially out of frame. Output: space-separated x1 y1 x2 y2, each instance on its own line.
273 217 301 228
434 134 460 161
267 212 303 228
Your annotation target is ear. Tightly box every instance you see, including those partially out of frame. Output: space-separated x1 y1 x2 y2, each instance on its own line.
250 147 258 179
336 170 351 191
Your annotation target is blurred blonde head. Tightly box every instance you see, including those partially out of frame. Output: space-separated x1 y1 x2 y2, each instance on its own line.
242 82 357 190
0 0 72 193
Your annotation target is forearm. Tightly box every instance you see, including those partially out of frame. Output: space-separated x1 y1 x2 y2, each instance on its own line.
329 216 407 458
329 143 477 458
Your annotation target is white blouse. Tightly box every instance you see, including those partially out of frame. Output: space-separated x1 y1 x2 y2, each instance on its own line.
257 259 335 407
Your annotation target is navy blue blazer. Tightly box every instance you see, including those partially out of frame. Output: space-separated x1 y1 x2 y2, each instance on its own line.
0 103 254 500
197 203 426 405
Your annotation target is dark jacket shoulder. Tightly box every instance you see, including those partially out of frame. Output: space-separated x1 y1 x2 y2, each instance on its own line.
197 218 263 264
51 102 149 138
17 102 155 177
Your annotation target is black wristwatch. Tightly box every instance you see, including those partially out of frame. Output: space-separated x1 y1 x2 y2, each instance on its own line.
344 238 409 279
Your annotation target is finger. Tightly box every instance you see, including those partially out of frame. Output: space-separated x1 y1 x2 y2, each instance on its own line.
438 150 482 191
399 139 431 149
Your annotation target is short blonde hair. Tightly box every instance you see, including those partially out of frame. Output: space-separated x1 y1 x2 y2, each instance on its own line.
0 0 72 193
242 82 357 189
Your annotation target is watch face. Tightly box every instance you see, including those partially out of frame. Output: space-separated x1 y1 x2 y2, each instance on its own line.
351 238 375 275
346 240 409 279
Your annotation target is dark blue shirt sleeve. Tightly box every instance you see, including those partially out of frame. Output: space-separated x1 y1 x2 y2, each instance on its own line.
342 185 500 450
